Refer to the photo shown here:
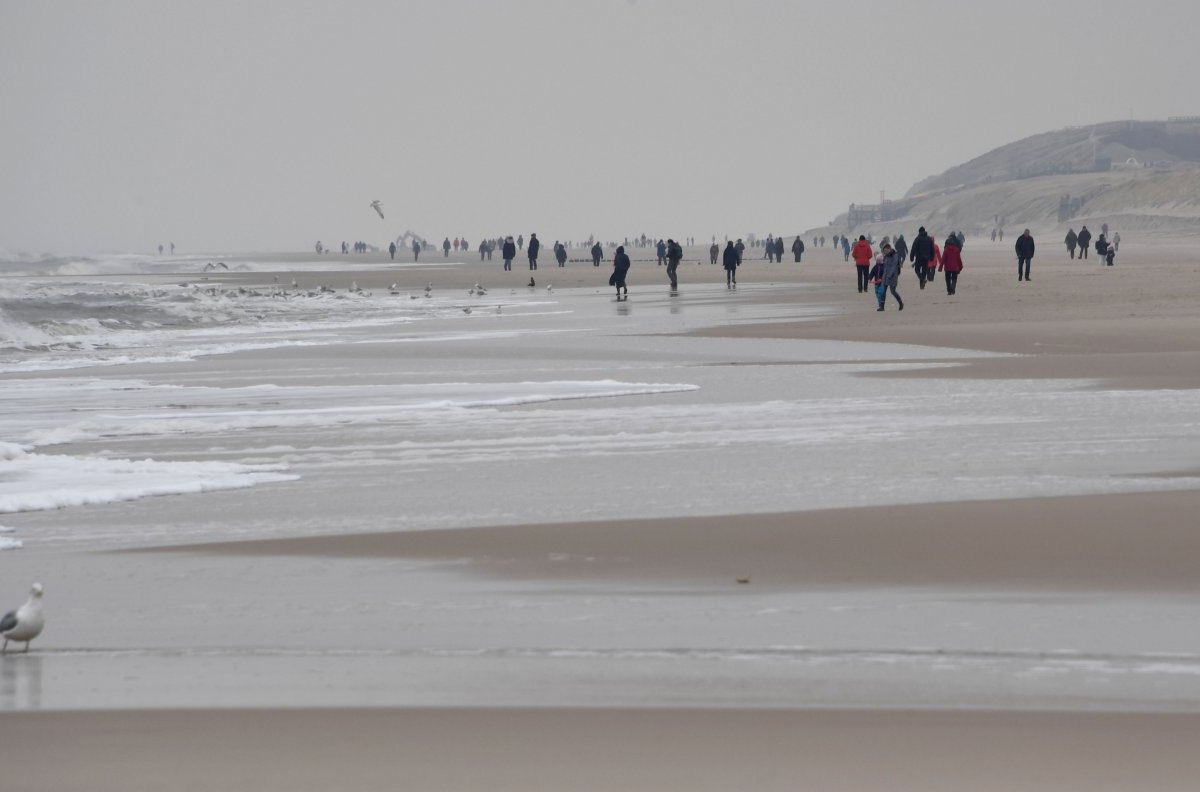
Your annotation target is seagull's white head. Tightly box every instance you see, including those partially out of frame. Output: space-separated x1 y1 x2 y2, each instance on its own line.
30 583 43 598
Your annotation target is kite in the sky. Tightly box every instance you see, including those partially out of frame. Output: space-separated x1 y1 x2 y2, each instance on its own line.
370 200 385 219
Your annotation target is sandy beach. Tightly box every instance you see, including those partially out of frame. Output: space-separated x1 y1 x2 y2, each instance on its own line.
6 708 1200 792
3 235 1200 789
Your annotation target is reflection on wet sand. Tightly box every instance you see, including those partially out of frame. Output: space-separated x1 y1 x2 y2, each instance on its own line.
1 655 42 710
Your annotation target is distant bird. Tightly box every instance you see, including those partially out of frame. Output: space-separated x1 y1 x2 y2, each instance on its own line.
736 577 751 585
203 262 228 271
462 307 472 314
291 278 299 289
1 583 45 653
528 277 536 288
370 200 385 219
350 280 361 293
546 284 553 293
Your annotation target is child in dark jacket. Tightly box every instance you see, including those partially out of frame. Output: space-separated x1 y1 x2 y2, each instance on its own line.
867 243 904 311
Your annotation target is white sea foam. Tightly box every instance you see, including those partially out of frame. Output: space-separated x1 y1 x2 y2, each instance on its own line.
0 443 295 515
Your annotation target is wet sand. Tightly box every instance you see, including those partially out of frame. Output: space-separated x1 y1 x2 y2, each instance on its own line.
163 489 1200 592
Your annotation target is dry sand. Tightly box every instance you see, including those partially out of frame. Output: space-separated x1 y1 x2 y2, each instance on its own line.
4 708 1199 792
7 235 1200 790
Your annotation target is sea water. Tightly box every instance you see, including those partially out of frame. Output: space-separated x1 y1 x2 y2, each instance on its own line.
2 252 1198 549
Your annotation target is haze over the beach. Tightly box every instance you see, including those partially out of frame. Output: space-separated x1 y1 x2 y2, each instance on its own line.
2 0 1197 254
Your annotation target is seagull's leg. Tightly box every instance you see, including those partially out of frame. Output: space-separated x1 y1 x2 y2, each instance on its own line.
1 639 7 653
24 642 30 653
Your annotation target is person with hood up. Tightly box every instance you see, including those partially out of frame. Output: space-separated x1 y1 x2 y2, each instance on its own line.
867 242 904 311
791 236 805 262
656 239 667 266
1015 229 1036 281
939 233 964 295
893 233 908 264
555 241 568 267
908 227 936 289
1076 226 1091 259
1065 228 1078 259
774 236 785 262
502 236 517 271
851 235 874 293
591 241 603 266
610 245 631 299
442 237 451 257
527 234 540 270
665 238 683 289
722 240 739 288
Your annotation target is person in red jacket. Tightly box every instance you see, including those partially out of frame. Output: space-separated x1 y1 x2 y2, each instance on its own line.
851 235 874 293
939 233 964 295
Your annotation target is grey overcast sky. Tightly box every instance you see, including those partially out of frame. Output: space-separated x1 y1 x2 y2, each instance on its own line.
2 0 1197 254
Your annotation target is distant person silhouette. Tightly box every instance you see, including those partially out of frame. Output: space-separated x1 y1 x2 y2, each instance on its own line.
527 234 540 270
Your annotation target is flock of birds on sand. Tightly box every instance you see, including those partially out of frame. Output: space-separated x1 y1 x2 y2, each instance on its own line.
183 267 553 314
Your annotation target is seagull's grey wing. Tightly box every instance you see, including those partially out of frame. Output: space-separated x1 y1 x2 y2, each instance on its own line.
0 610 17 633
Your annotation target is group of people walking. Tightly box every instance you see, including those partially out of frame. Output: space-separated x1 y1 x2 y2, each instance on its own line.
845 220 1123 311
383 222 1124 310
850 226 968 310
1064 225 1118 266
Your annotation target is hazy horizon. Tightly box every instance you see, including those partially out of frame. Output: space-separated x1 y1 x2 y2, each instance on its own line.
2 0 1197 255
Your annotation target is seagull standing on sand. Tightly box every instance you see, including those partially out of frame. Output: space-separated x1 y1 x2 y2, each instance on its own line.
1 583 45 653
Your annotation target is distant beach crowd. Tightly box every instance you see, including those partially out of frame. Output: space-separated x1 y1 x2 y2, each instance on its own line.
295 221 1124 308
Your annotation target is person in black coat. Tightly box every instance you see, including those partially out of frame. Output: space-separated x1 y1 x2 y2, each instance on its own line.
502 236 517 271
1076 226 1091 260
1015 229 1036 281
722 240 739 288
591 242 603 266
774 237 785 262
909 227 935 289
791 236 805 262
610 245 631 298
665 239 683 289
527 234 540 270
